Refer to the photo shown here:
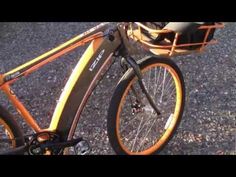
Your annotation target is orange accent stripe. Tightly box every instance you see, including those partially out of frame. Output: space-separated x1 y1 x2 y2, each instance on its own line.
23 33 103 77
3 33 103 86
4 29 105 77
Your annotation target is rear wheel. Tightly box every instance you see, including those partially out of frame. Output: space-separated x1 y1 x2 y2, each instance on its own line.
0 105 25 154
107 56 185 155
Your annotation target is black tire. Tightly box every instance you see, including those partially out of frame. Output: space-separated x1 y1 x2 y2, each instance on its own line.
107 56 185 155
0 105 25 154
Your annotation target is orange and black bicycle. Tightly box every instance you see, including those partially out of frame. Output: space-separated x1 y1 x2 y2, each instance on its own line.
0 22 224 155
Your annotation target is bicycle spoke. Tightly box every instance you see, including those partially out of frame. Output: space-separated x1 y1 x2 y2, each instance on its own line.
163 73 173 94
124 114 155 151
165 87 176 101
160 68 167 103
154 67 161 94
130 114 158 152
131 116 144 152
137 118 157 152
120 116 141 133
154 68 164 94
164 81 174 97
117 61 182 154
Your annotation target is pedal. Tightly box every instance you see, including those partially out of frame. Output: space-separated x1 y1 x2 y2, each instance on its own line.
74 140 91 155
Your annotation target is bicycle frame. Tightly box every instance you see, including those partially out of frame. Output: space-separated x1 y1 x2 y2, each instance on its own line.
1 22 224 155
0 22 123 142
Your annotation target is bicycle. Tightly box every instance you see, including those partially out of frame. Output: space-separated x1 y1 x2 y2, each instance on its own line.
0 22 224 155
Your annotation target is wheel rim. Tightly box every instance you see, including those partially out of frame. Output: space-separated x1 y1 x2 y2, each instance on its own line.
0 118 16 151
116 63 183 155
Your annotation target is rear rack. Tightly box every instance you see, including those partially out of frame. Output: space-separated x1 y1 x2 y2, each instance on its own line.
127 22 225 57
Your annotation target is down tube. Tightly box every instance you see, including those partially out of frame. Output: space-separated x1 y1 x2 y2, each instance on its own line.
49 31 122 141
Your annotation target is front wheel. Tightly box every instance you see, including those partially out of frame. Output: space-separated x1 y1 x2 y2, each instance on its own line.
107 56 185 155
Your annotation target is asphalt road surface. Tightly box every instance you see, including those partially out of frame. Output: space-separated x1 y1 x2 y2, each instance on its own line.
0 22 235 155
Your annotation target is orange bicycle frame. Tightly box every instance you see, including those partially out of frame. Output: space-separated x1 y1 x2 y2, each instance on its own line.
0 22 121 138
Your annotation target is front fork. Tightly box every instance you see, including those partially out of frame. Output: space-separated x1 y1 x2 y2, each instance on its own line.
121 56 161 115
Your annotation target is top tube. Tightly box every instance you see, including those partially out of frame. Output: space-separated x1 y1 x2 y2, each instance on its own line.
1 22 111 85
